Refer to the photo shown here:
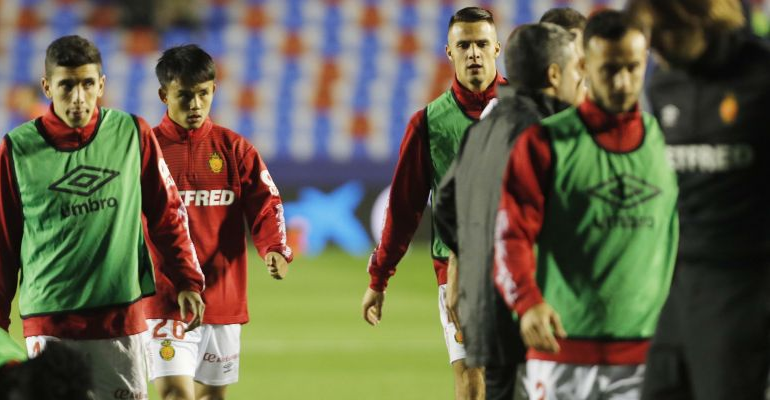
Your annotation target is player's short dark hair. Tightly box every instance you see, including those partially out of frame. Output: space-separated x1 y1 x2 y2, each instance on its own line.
0 341 92 400
448 7 495 30
44 35 102 78
155 44 217 88
540 7 587 31
505 23 575 90
583 9 644 49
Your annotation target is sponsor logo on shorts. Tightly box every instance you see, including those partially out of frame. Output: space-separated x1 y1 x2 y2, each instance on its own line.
208 152 224 173
113 389 148 399
454 330 463 344
202 352 239 363
223 361 234 374
159 339 175 361
179 189 235 207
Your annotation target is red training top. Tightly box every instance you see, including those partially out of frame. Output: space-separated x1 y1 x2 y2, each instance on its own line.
142 114 293 325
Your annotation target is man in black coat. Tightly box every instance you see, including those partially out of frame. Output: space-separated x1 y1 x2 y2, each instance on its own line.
628 0 770 399
434 18 584 400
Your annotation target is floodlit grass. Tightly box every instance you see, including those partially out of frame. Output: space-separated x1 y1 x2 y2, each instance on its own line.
9 245 454 400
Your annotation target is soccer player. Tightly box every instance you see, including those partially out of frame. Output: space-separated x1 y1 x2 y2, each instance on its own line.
540 7 587 58
360 6 502 399
493 10 679 398
143 44 292 400
627 0 770 398
0 35 205 400
434 21 584 400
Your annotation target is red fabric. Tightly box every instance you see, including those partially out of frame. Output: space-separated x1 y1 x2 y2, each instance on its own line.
0 106 203 339
368 74 504 291
493 98 645 363
528 339 650 365
143 114 292 325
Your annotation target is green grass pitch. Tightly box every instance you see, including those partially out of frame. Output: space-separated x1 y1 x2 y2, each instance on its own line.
8 245 454 399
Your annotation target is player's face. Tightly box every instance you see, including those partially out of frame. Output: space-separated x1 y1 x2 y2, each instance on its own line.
41 64 104 128
160 79 216 130
554 41 585 106
446 21 501 92
584 30 647 114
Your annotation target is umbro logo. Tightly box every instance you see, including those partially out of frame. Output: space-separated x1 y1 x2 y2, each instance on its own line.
49 166 119 196
587 174 661 209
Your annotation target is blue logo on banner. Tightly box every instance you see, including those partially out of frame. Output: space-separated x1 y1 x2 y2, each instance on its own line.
283 181 371 255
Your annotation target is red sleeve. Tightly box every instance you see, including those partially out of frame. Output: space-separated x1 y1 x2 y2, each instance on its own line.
368 109 432 291
138 117 204 294
493 124 552 317
238 140 293 262
0 139 21 331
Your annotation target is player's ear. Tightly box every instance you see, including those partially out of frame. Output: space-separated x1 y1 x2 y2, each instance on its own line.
41 76 52 99
445 44 453 62
546 63 561 90
97 75 106 98
158 87 168 104
212 83 217 95
494 40 501 58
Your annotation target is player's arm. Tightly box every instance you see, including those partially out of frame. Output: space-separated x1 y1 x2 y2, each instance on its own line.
137 117 205 330
493 124 565 353
445 251 460 329
363 109 432 325
0 139 22 331
237 139 293 280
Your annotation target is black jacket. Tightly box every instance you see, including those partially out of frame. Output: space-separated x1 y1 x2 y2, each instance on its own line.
434 85 570 367
647 32 770 263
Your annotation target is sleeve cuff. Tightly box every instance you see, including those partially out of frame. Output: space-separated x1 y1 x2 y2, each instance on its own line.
368 269 389 291
175 281 203 294
513 286 545 317
367 256 390 292
266 245 294 263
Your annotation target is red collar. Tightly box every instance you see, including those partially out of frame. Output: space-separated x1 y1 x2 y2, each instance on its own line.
40 104 100 149
577 98 644 153
156 112 214 142
578 98 641 132
451 73 505 120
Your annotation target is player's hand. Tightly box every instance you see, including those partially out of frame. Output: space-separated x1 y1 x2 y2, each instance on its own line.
178 290 205 332
520 302 566 353
362 288 385 326
265 252 289 280
446 252 461 330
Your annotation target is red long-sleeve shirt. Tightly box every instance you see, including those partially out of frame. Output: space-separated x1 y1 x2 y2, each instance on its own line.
368 75 504 291
0 106 204 339
493 99 648 364
142 114 292 325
